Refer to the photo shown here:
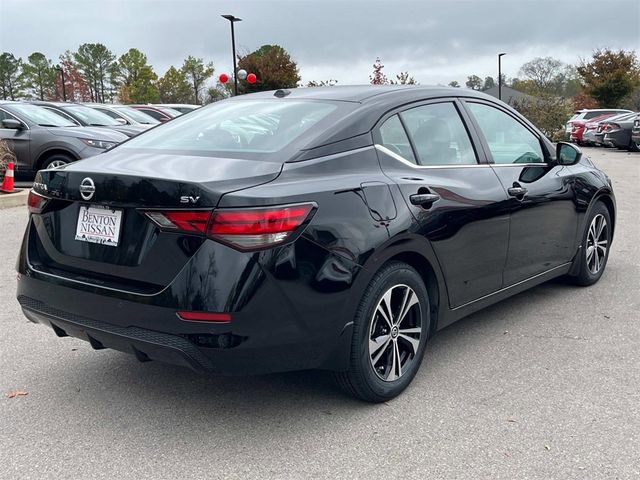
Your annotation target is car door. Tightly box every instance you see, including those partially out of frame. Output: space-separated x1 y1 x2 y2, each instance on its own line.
0 108 30 172
374 99 510 308
462 100 578 286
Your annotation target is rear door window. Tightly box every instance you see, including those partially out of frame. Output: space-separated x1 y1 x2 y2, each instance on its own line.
400 102 478 166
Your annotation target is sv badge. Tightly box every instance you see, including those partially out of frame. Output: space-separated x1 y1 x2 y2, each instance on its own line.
180 195 200 204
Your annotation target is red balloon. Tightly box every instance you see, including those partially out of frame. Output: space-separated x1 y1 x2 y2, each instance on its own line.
247 73 257 84
219 73 229 84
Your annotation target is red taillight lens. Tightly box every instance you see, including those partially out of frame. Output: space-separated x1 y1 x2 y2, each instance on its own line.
145 210 210 233
28 190 49 214
143 203 315 251
209 203 315 251
177 311 232 322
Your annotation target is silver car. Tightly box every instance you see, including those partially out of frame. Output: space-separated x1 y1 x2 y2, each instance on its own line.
0 101 127 175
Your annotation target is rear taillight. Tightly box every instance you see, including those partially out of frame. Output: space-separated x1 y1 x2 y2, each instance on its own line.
27 190 49 214
145 210 210 233
208 203 315 251
143 203 316 251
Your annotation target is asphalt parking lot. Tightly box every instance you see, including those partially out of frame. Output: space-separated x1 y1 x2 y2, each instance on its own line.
1 147 639 479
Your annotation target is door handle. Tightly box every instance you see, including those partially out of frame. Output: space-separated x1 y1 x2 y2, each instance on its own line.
507 186 528 198
410 193 440 207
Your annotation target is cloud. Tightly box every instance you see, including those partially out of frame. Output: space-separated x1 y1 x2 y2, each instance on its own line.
1 0 638 86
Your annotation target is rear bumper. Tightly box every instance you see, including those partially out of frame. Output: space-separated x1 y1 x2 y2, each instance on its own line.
603 131 630 148
20 296 216 373
16 222 359 375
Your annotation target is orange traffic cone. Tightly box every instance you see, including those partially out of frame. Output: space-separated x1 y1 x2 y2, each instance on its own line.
1 162 15 193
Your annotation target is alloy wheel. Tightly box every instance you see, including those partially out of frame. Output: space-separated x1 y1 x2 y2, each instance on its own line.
368 284 422 382
47 159 68 169
586 214 608 274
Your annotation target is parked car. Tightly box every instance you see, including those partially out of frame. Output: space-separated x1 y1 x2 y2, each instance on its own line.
594 112 638 147
156 104 200 114
566 108 632 143
0 101 127 175
631 113 640 151
603 113 639 151
85 103 160 127
18 86 616 402
130 105 181 122
31 101 146 138
581 113 619 146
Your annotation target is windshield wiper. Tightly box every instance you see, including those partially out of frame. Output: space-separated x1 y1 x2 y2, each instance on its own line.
38 124 62 127
89 123 108 127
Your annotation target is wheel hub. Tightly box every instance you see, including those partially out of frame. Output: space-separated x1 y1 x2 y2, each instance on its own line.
368 284 422 382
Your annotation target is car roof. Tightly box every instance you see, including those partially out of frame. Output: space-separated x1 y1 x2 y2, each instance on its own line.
234 85 492 104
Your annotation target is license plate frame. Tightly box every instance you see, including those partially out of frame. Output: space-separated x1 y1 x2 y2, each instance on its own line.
75 205 123 247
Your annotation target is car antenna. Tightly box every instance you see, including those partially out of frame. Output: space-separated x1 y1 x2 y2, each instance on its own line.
274 89 291 98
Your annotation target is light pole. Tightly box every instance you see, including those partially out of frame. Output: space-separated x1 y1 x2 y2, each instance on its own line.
498 53 506 101
221 14 242 96
56 66 67 101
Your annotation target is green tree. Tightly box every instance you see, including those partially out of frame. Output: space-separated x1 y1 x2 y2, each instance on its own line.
577 49 640 107
73 43 117 102
0 53 23 100
511 94 573 141
519 57 564 91
465 75 483 90
117 48 160 103
483 76 495 91
448 81 460 88
390 71 417 85
205 85 229 103
181 56 214 104
20 52 57 100
238 45 300 93
158 66 192 103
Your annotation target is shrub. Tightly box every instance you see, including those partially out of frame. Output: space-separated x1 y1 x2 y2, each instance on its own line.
0 140 17 183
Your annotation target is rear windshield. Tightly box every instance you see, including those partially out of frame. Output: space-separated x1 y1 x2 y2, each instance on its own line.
120 99 340 156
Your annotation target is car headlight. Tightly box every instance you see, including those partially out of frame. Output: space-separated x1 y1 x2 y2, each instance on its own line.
81 138 117 150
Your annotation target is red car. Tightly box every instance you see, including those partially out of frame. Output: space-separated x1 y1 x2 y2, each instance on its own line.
130 105 181 122
570 113 617 144
580 113 619 145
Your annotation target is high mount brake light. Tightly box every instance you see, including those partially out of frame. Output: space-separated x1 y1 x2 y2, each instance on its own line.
143 203 315 251
28 190 49 214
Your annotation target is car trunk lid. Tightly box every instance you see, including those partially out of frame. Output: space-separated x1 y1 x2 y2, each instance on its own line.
29 151 282 293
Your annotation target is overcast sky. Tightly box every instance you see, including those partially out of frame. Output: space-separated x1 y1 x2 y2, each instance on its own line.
1 0 639 87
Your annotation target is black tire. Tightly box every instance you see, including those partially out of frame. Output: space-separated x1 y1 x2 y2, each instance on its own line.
628 139 640 152
334 261 430 402
570 202 611 286
40 154 74 170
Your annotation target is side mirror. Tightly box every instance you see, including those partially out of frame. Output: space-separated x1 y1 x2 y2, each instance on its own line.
556 142 582 166
2 118 23 130
115 117 128 125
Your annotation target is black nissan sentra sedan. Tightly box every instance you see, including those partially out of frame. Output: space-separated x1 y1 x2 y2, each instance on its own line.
17 86 615 402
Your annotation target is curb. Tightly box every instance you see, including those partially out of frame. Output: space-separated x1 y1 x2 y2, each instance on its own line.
0 189 28 210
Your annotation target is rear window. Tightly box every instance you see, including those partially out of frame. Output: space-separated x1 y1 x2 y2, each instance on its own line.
121 99 340 156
